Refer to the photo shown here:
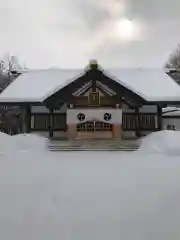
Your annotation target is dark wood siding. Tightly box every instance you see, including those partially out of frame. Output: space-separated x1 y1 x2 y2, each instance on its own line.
29 112 158 133
52 114 67 130
122 113 157 131
72 96 119 107
33 115 49 130
31 113 67 131
73 96 89 106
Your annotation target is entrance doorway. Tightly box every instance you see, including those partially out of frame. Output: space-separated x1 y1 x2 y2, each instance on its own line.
76 121 113 139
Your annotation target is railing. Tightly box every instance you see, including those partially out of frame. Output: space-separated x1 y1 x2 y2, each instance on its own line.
77 121 112 132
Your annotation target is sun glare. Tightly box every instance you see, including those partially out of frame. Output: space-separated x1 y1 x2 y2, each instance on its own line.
114 18 141 41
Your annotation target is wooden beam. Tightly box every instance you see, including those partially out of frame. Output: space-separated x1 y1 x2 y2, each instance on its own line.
78 82 112 97
157 105 162 130
21 104 31 133
90 69 97 92
49 108 54 138
135 108 140 137
0 102 42 106
27 105 31 133
78 85 92 96
96 84 112 97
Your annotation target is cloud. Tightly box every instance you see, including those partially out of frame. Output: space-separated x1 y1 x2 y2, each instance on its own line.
127 0 180 20
0 0 179 68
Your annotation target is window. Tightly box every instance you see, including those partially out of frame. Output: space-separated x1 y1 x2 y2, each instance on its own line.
77 121 112 132
140 115 156 130
122 114 156 130
122 115 138 130
31 114 49 130
31 114 67 131
53 115 66 130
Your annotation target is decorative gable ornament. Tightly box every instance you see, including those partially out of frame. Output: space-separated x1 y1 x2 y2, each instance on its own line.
89 59 98 69
104 113 112 121
77 113 85 121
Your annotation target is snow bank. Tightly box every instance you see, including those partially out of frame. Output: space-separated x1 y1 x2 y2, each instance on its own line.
138 130 180 155
0 151 180 240
12 133 48 152
0 131 13 154
0 132 48 154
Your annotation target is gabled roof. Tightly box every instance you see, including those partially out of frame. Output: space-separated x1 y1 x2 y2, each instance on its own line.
162 107 180 116
73 80 115 96
105 68 180 102
0 65 180 103
0 69 83 102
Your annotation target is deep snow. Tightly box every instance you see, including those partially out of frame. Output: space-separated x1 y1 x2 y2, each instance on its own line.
0 132 49 155
0 132 180 239
138 130 180 156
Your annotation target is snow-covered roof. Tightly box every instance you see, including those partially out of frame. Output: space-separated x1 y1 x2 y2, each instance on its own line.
162 107 180 116
163 110 180 116
0 67 180 103
162 107 178 113
0 69 83 102
105 69 180 102
162 106 180 113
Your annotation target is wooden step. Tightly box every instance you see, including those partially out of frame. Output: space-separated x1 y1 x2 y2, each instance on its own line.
48 139 140 152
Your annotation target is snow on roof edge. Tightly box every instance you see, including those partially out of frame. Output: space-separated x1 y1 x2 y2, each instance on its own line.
103 69 155 102
104 69 180 102
1 67 180 103
40 70 86 102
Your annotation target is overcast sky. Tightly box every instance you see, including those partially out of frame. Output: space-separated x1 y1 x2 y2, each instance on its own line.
1 0 180 68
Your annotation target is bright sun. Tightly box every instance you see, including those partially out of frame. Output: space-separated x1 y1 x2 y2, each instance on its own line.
114 18 141 41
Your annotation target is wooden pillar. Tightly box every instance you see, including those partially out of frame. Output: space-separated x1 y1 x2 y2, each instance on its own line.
135 108 140 137
49 108 54 138
90 60 97 92
112 124 122 139
91 79 96 92
21 105 31 133
26 105 31 133
67 103 77 141
67 124 77 140
112 103 123 139
157 105 162 130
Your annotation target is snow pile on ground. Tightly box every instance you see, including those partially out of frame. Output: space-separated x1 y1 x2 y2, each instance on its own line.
0 132 48 154
0 151 180 240
138 130 180 155
12 133 48 152
0 132 13 154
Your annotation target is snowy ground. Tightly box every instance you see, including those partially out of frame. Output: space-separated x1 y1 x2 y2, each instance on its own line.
0 132 180 239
